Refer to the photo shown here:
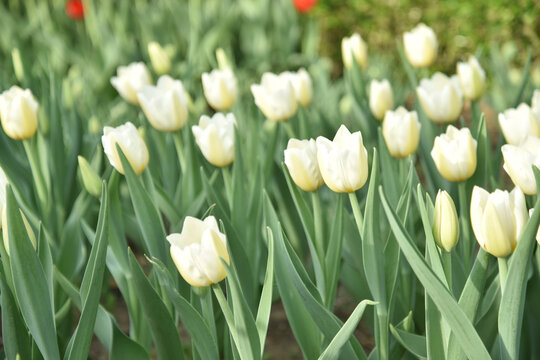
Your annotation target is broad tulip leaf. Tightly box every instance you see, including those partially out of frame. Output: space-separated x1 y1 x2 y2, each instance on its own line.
389 324 427 359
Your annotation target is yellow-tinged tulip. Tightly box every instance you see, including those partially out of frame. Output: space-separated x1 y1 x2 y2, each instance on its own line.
101 122 149 175
369 79 394 121
433 190 459 252
316 125 368 193
148 42 171 75
137 75 189 132
167 216 230 287
431 125 477 182
0 168 7 230
284 138 323 192
403 23 437 68
417 72 463 124
251 72 298 122
110 62 152 105
457 56 486 100
2 206 36 256
202 68 238 111
0 86 38 140
470 186 527 258
498 103 540 146
382 107 420 158
192 113 236 167
283 68 312 107
501 136 540 195
341 33 368 69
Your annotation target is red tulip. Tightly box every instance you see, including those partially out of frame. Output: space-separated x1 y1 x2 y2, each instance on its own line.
66 0 85 20
293 0 318 13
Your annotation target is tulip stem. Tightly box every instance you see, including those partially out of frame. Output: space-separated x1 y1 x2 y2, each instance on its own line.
222 167 233 208
441 250 453 291
498 257 508 293
212 284 241 351
282 122 296 140
23 139 49 215
348 192 364 234
458 181 472 269
311 191 324 259
172 131 187 174
200 287 217 344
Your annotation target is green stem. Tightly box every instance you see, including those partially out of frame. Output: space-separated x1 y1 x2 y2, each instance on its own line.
200 287 217 345
498 257 508 294
458 182 472 270
348 192 364 234
298 106 308 139
311 191 324 259
222 166 233 209
212 284 241 351
23 139 48 214
172 130 187 174
282 121 296 139
442 250 452 292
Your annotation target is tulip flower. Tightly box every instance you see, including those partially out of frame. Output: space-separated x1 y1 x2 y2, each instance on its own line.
101 122 149 175
251 72 298 122
65 0 84 20
457 56 486 100
0 168 6 230
192 113 236 167
284 139 323 192
433 190 459 252
316 125 368 193
499 103 540 146
0 86 38 140
501 136 540 195
382 107 420 158
431 125 477 182
293 0 317 13
148 42 171 75
403 23 437 68
202 68 238 111
470 186 527 258
283 68 312 107
111 62 152 105
417 72 463 124
369 79 394 121
341 33 368 69
167 216 230 287
137 75 189 132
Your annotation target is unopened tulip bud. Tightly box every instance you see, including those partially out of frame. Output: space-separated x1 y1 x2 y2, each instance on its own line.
283 69 312 107
0 86 39 140
431 125 477 182
457 56 486 100
502 136 540 195
101 122 149 175
284 139 323 192
382 107 420 158
369 79 394 121
417 72 463 124
499 103 540 146
341 33 368 69
192 113 236 167
216 48 230 70
78 156 102 197
403 23 437 68
251 72 298 122
316 125 368 193
110 62 152 105
2 207 36 256
202 68 238 111
148 42 171 75
433 190 459 251
471 186 527 257
11 48 24 82
167 216 230 287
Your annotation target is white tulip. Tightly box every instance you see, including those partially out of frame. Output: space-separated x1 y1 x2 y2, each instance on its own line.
137 75 189 132
316 125 369 193
431 125 477 182
0 86 38 140
341 33 368 69
457 56 486 100
403 23 438 68
382 107 421 158
167 216 229 287
251 72 298 122
102 122 149 175
283 68 312 107
202 68 238 111
498 103 540 146
284 139 323 192
369 79 394 121
192 113 236 167
148 42 171 75
111 62 152 105
417 72 463 124
502 136 540 195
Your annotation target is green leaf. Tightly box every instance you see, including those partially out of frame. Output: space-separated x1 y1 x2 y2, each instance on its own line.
379 187 491 360
389 324 427 359
128 249 185 360
324 194 344 308
6 185 60 360
512 48 532 107
319 300 376 360
255 227 275 354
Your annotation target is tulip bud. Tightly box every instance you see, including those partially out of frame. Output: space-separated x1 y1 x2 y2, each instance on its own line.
0 168 7 230
417 72 463 124
11 48 24 82
316 125 369 193
433 190 459 252
167 216 230 287
215 48 230 70
501 136 540 195
431 125 477 182
0 86 39 140
283 68 312 107
192 113 236 167
110 62 152 105
2 207 37 256
137 75 189 132
382 107 421 158
202 68 238 111
403 23 438 68
341 33 368 69
470 186 527 258
148 42 171 75
284 139 323 192
78 156 102 197
369 79 394 121
457 56 486 100
498 103 540 146
101 122 149 175
251 72 298 122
